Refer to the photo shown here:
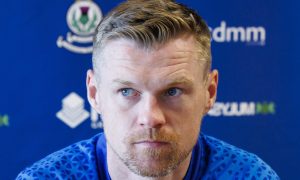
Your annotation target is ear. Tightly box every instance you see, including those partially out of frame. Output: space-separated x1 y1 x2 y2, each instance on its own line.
86 69 101 114
204 70 218 114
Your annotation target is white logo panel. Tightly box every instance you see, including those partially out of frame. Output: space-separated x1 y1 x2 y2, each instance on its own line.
56 92 89 128
57 0 103 54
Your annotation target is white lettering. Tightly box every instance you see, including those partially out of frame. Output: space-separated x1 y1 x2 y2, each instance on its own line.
246 27 266 44
210 21 266 44
240 102 256 115
212 21 226 42
207 102 223 116
226 27 246 42
208 102 256 117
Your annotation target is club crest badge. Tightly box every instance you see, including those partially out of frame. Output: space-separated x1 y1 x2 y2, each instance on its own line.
57 0 103 54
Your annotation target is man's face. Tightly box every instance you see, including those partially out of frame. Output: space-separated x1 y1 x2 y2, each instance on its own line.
88 35 217 177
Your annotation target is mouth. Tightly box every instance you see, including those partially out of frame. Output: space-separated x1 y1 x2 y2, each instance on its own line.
133 140 170 148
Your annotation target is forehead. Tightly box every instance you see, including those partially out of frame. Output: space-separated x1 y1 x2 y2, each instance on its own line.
100 35 201 65
96 35 205 85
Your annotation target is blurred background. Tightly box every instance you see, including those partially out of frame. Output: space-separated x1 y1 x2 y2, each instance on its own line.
1 0 299 179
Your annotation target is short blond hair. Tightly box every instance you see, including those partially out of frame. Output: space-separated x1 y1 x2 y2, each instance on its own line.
93 0 211 74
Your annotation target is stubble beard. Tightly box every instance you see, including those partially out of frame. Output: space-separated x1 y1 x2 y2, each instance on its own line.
107 128 195 178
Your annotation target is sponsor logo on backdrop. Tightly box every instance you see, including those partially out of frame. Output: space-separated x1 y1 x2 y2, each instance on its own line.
0 114 9 127
208 101 275 117
56 92 90 128
57 0 103 54
56 92 103 129
209 21 266 45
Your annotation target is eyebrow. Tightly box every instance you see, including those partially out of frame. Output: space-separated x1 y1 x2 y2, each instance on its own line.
163 77 194 88
112 79 136 86
112 77 194 88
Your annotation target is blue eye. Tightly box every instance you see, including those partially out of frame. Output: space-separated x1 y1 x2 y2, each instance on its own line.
166 88 182 97
120 88 139 97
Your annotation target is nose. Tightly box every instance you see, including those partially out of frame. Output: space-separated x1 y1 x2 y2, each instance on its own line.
138 95 166 128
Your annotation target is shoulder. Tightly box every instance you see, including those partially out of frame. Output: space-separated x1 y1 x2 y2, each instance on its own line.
201 134 280 180
16 133 104 180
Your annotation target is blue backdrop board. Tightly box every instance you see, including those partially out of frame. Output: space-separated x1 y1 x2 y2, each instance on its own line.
1 0 299 179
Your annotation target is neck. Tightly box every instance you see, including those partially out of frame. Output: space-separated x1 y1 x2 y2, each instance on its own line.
107 145 192 180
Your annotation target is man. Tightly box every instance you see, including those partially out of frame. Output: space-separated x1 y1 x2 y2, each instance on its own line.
17 0 279 179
